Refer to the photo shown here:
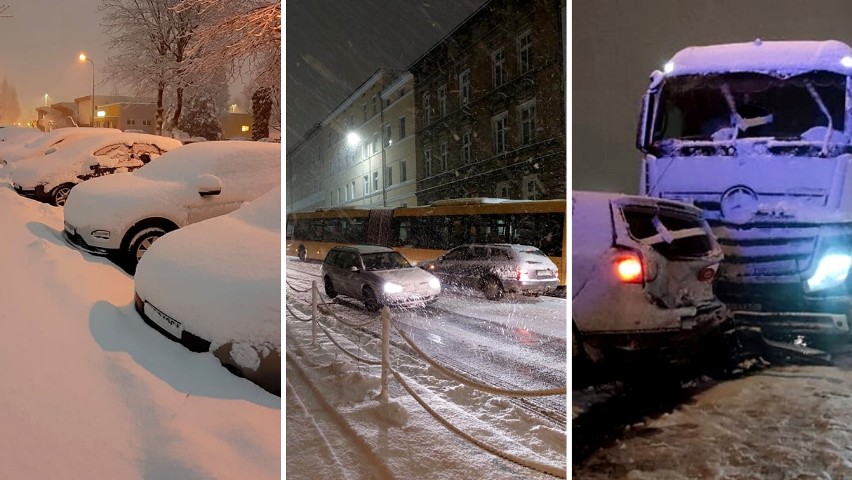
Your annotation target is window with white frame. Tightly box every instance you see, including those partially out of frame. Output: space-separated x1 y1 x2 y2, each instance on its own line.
459 70 471 105
345 183 351 200
373 133 379 153
400 160 407 182
424 149 432 177
523 174 542 200
399 116 406 139
373 171 379 192
518 30 533 75
492 49 507 87
437 84 447 117
496 182 510 198
440 141 448 171
422 93 431 125
386 166 393 187
519 99 536 145
142 119 151 126
384 124 392 147
337 188 342 204
462 131 472 164
493 112 508 154
351 180 356 199
364 175 370 195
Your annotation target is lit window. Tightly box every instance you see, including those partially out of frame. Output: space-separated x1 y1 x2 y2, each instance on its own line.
96 111 106 118
241 125 250 132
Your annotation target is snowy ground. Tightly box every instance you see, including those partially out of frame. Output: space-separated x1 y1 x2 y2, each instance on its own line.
285 258 568 479
574 356 852 478
0 170 279 478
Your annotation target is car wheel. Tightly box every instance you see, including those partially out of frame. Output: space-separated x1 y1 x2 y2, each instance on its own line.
481 276 504 301
51 184 74 206
128 226 168 265
324 276 337 299
298 245 307 261
362 286 381 312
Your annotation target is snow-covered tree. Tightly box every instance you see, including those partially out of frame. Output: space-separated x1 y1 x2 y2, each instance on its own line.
251 87 272 140
100 0 203 135
177 92 222 140
0 77 21 124
174 0 281 99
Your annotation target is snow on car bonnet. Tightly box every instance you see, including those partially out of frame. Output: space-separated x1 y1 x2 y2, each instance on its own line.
664 39 852 77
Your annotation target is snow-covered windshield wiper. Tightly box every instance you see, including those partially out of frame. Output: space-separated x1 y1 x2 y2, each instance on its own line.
721 82 774 141
805 79 833 157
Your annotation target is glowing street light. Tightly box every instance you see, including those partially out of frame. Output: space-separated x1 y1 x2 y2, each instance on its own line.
346 132 361 147
78 53 95 126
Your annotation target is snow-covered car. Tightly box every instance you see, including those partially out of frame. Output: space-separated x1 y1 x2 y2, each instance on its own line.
62 141 280 266
0 126 121 165
322 245 441 311
420 244 559 300
572 191 727 365
133 186 281 395
11 132 181 206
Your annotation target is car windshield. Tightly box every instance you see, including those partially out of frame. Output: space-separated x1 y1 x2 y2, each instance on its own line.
361 251 411 271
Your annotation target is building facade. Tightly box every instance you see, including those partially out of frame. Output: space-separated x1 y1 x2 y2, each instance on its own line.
409 0 565 204
287 68 410 213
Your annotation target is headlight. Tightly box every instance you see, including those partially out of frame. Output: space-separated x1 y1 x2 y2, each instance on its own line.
429 278 441 289
806 253 852 292
383 282 403 294
91 230 111 240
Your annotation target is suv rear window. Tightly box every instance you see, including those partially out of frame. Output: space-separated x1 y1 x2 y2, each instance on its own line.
621 207 714 258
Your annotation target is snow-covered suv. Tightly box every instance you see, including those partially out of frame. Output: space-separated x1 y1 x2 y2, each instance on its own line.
572 191 727 364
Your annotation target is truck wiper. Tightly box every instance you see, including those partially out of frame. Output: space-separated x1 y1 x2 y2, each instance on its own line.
805 79 833 157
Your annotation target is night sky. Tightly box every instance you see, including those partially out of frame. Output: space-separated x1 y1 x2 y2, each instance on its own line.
285 0 486 149
573 0 852 194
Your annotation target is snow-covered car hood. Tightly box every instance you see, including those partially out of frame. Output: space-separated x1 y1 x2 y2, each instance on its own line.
370 265 439 288
134 187 281 352
64 174 188 231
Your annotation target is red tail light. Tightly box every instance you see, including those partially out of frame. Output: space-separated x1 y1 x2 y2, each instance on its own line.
614 254 643 283
698 265 717 283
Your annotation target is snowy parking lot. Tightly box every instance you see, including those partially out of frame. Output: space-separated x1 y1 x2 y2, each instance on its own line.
285 257 567 479
0 173 279 479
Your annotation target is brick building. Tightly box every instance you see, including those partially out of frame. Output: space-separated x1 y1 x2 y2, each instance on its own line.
409 0 565 204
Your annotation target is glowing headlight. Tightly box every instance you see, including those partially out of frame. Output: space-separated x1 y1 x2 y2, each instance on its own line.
806 253 852 292
429 278 440 289
383 282 403 294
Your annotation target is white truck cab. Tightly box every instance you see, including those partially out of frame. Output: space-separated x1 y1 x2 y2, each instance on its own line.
637 39 852 342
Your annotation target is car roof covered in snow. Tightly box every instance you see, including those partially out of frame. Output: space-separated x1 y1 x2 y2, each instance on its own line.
332 245 395 255
664 39 852 77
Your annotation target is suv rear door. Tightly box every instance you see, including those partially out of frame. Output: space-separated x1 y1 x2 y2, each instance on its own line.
612 197 723 315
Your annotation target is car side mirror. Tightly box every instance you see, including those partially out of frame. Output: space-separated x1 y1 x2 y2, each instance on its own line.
350 266 359 273
197 173 222 197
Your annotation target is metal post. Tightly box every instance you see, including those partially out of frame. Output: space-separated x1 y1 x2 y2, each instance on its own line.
380 305 390 402
311 280 318 346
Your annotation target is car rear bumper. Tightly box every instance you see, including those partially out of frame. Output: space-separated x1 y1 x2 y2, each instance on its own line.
503 278 559 294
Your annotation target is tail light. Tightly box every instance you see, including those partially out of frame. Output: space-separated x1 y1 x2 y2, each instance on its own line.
614 252 644 283
516 269 529 281
698 265 717 283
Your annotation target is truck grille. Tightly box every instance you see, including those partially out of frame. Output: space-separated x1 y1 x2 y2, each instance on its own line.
711 224 818 282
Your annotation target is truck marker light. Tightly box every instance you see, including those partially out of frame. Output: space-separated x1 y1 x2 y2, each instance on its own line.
842 56 852 68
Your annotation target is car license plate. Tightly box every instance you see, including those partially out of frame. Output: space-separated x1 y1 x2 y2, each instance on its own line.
536 269 553 278
143 302 183 338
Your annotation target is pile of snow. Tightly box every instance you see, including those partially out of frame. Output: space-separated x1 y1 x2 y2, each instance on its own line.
0 182 279 478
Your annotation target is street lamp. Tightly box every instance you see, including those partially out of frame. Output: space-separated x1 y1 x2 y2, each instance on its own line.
78 53 94 127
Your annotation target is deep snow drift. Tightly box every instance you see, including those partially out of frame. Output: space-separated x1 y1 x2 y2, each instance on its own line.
0 177 279 478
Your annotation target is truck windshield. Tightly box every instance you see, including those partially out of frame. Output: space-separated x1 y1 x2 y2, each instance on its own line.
652 71 846 143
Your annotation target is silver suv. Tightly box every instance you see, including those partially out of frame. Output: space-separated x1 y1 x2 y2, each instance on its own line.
421 244 559 300
321 245 441 311
572 191 726 364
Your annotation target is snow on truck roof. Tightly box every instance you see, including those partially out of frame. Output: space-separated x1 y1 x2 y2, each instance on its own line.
664 39 852 77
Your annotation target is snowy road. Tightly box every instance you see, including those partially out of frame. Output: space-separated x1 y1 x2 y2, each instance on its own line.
285 257 567 479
